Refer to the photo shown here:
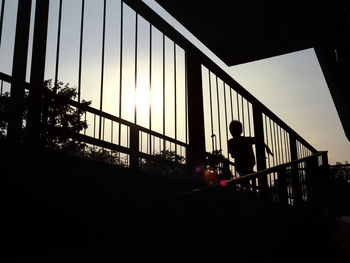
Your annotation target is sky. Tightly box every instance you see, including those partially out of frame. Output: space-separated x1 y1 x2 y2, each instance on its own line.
142 0 350 165
0 0 349 165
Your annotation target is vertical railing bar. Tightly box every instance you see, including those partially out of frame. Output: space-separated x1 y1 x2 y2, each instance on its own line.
174 42 177 157
127 127 130 167
111 119 113 143
146 131 149 154
127 126 129 147
149 23 152 155
159 137 161 154
215 76 222 152
134 12 138 124
283 129 288 162
102 117 105 141
93 114 96 138
0 79 3 94
282 129 287 161
264 114 271 168
84 112 87 135
282 129 286 162
269 118 276 167
281 128 285 163
0 0 5 48
278 126 284 164
232 91 238 176
54 0 63 86
208 70 214 152
300 144 305 158
236 92 240 122
296 141 299 159
300 142 304 159
286 131 291 162
300 142 303 159
185 52 188 145
274 122 281 165
241 96 245 135
162 33 166 150
223 83 229 158
272 121 278 165
247 102 252 136
140 130 142 152
229 87 233 121
118 1 123 145
77 0 85 103
153 135 155 155
99 0 106 140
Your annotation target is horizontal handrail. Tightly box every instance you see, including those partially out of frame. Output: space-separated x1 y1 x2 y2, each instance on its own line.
0 72 188 150
226 151 327 184
170 151 328 199
66 98 188 148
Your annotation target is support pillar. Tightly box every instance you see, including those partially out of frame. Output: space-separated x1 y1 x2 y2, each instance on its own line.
26 0 50 146
7 0 32 142
186 53 206 184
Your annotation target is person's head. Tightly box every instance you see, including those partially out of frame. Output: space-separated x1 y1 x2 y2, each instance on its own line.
229 120 243 137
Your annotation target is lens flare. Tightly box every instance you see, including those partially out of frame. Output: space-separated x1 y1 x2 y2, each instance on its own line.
202 167 220 185
195 165 205 173
220 180 227 187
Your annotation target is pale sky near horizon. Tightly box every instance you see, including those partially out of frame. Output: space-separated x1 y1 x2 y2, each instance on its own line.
143 0 350 165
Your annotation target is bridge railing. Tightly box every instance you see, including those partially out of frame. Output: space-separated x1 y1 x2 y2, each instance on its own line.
172 151 329 211
0 0 318 184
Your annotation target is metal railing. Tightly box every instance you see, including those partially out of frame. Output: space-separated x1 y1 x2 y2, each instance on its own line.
171 151 329 211
0 0 319 184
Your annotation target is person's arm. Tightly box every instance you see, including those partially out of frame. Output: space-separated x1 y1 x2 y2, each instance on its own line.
250 136 273 156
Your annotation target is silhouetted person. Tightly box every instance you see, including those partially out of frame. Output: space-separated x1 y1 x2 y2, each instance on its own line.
228 120 273 177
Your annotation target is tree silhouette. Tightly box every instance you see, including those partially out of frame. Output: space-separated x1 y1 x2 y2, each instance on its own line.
139 149 186 177
1 81 189 171
0 91 10 138
206 149 232 180
42 80 90 151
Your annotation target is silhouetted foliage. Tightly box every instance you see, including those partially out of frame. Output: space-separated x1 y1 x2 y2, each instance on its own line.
0 81 187 170
0 92 10 138
0 90 29 139
139 150 186 177
41 80 128 167
331 163 350 183
206 150 232 179
86 146 128 167
43 80 90 150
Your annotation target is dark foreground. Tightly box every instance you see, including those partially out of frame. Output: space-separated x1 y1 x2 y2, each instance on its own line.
2 141 349 262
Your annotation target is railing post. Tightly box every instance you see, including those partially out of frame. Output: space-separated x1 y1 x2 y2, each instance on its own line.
252 104 268 198
26 0 50 146
277 168 289 208
129 126 139 170
305 156 318 210
289 133 302 206
185 53 206 184
321 152 331 210
7 0 32 143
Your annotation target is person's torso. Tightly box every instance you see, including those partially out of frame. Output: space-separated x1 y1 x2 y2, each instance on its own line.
228 137 255 172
